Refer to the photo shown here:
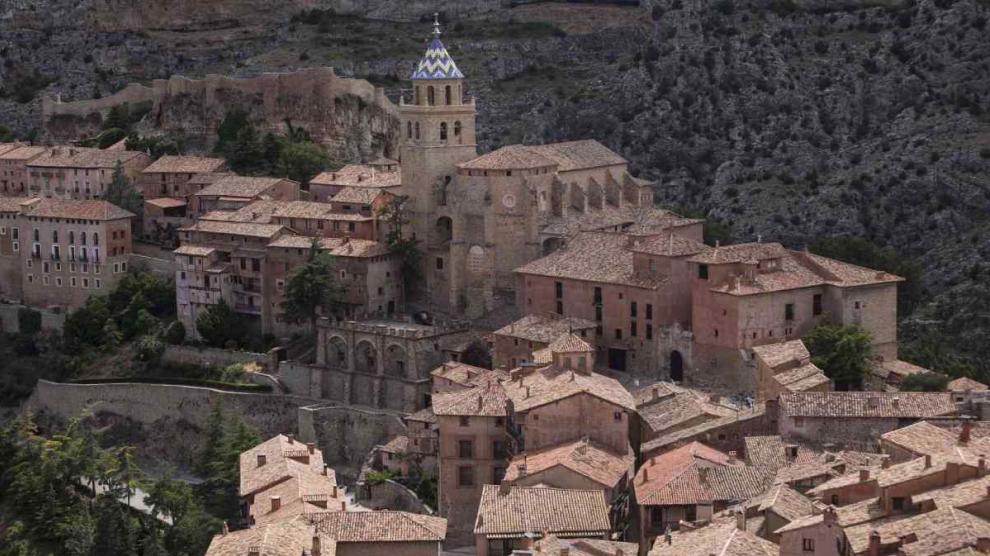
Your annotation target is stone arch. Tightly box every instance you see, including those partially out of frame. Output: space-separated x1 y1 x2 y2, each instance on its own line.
454 121 462 144
440 122 448 142
355 340 378 374
326 335 348 370
670 350 684 382
445 85 452 105
427 86 435 106
542 237 564 256
384 343 408 378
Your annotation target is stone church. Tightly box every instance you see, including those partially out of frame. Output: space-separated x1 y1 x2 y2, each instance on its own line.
399 20 660 318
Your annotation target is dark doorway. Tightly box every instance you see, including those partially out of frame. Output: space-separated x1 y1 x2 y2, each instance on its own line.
607 348 627 372
670 350 684 382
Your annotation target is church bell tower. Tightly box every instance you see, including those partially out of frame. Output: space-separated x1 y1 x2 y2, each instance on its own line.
399 15 478 311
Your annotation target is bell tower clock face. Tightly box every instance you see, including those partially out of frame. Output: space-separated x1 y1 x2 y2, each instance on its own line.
501 193 517 209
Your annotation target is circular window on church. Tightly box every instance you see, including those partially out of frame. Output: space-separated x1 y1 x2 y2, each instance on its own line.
467 245 485 275
502 193 517 209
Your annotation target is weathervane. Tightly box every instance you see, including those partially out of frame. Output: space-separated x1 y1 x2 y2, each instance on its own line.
433 12 442 37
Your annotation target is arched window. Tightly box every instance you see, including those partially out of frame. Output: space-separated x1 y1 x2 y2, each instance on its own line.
414 122 420 140
69 231 74 244
52 230 58 243
93 232 99 246
407 121 412 139
454 121 462 144
445 85 452 105
467 245 485 275
81 232 87 245
427 86 435 106
440 122 448 141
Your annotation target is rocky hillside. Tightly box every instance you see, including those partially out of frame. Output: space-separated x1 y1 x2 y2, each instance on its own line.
1 0 988 368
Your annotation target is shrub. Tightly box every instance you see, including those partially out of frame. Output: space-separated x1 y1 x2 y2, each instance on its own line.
17 307 42 335
164 321 186 345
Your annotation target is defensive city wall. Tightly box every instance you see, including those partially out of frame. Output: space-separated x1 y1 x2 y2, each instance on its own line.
25 380 405 478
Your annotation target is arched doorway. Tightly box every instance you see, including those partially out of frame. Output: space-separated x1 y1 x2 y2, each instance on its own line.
670 350 684 382
327 336 348 370
355 341 378 374
384 344 408 378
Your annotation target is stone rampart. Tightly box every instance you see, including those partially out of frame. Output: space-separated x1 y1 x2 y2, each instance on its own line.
162 345 268 369
43 67 400 162
0 304 66 334
298 402 407 480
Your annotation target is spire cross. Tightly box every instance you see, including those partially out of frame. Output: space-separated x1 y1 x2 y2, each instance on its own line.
433 13 442 37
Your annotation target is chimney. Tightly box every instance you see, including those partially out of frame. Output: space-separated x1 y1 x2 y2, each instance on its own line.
257 454 267 467
222 521 229 535
980 456 987 477
525 386 531 398
868 530 881 556
823 506 837 525
652 386 660 400
521 532 538 549
499 481 510 496
961 421 973 444
859 469 870 482
642 467 650 482
287 434 295 444
312 535 322 556
270 495 281 512
322 465 328 476
340 500 346 511
307 442 316 454
332 485 337 497
477 395 483 411
925 454 932 469
735 510 746 532
882 457 891 469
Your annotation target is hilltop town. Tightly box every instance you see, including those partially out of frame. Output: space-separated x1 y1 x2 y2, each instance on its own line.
0 8 989 556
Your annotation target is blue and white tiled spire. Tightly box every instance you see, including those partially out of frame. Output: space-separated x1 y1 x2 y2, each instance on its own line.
410 13 464 81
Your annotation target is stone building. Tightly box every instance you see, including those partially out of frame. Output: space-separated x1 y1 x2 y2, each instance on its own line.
309 158 402 203
433 378 511 546
312 317 474 411
752 340 830 402
0 197 134 309
25 146 150 200
138 155 228 199
776 391 957 449
492 313 597 370
647 517 779 556
0 145 46 196
190 175 300 216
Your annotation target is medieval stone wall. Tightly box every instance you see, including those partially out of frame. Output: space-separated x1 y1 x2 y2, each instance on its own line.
42 68 401 163
297 401 407 480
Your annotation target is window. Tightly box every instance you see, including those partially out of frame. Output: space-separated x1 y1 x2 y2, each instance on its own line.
593 286 602 304
458 440 473 459
646 323 653 340
615 328 622 340
595 305 602 322
892 497 905 511
813 294 823 316
785 303 795 321
56 277 62 287
252 258 260 272
646 303 653 320
493 466 506 484
414 122 420 140
427 86 435 105
407 121 412 139
831 494 839 505
436 257 444 270
794 417 805 428
631 301 637 317
440 122 448 141
630 321 637 337
445 85 452 105
555 281 563 299
240 258 246 270
454 121 462 140
698 264 709 279
457 465 473 487
459 416 470 427
854 300 861 309
95 279 101 289
556 300 563 315
802 539 814 552
613 411 622 421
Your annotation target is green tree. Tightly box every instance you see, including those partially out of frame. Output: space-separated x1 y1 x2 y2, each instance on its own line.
804 323 873 390
460 339 492 369
276 139 329 185
163 321 186 345
284 240 343 332
104 161 143 217
900 372 950 392
17 307 41 335
378 195 421 301
195 299 243 348
64 296 112 349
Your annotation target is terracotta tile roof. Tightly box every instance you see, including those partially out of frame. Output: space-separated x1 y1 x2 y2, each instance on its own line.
648 519 779 556
174 244 216 257
494 314 596 344
528 535 638 556
239 434 332 497
704 465 776 502
911 474 990 511
205 517 334 556
180 219 287 239
431 381 508 417
779 391 956 419
773 364 830 393
330 186 387 205
0 145 46 160
688 242 789 265
540 205 700 240
634 383 736 435
460 145 557 170
404 407 437 425
0 197 30 212
504 439 633 489
474 485 610 538
948 377 989 392
18 198 134 220
634 442 735 505
752 339 811 370
844 507 990 556
640 406 767 455
877 455 977 488
874 359 932 381
196 175 292 198
379 434 410 454
503 366 635 413
806 464 880 497
310 510 447 542
143 155 227 174
515 232 660 288
527 140 627 172
548 333 593 353
630 232 709 258
146 197 188 210
881 421 990 461
310 164 401 189
744 436 819 470
188 172 233 185
27 146 146 169
0 143 22 156
430 361 506 388
774 497 885 534
773 458 841 485
265 236 390 258
758 483 816 522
